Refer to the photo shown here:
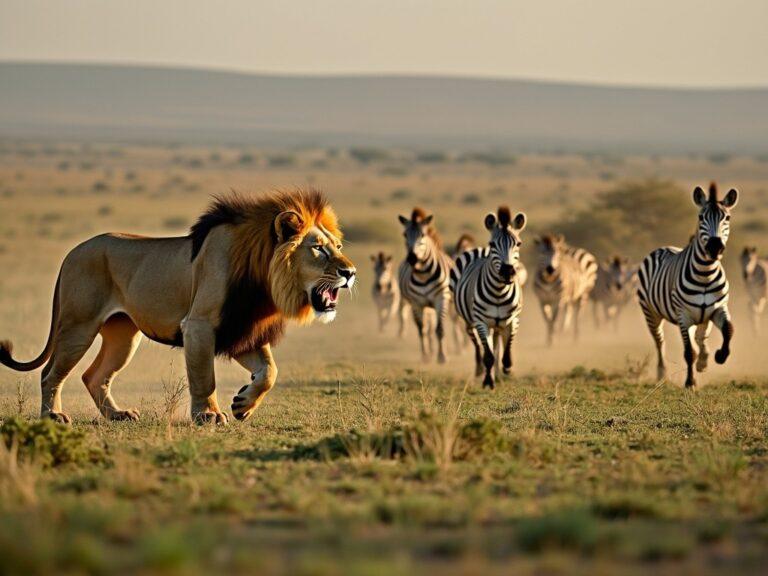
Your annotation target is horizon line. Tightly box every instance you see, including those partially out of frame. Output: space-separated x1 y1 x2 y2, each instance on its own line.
3 58 768 92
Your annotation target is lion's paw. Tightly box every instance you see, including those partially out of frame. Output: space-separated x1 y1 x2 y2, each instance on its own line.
110 409 140 422
47 412 72 425
193 411 229 426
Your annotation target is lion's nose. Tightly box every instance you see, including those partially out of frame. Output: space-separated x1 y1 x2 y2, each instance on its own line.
338 267 356 285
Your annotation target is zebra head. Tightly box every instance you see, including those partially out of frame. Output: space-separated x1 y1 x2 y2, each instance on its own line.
399 207 438 265
692 182 739 261
535 233 565 279
370 251 394 291
606 255 630 291
484 206 526 283
741 246 759 279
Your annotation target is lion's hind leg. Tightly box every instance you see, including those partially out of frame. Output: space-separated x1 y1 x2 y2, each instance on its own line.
81 313 142 421
40 322 101 423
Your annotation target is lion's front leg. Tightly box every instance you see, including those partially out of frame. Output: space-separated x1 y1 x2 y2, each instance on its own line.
231 344 278 421
183 318 228 425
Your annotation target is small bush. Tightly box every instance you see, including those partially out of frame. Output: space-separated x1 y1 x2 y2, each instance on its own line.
461 192 482 205
460 151 516 167
390 188 412 200
0 417 104 468
295 412 509 463
92 181 110 193
267 154 295 167
415 151 449 164
516 510 600 553
349 147 389 164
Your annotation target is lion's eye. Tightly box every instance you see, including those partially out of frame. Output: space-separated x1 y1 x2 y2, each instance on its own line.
336 244 342 250
311 246 324 257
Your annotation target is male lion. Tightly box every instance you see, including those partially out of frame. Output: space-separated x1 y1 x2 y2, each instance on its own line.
0 189 356 424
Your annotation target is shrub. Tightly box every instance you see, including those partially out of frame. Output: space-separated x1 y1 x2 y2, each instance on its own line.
415 151 449 164
460 151 516 167
553 179 693 260
349 147 389 164
295 412 509 463
461 192 482 205
516 510 600 553
0 417 104 468
390 188 412 200
267 154 295 167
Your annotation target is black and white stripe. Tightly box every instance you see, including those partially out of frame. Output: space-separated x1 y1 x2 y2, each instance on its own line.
398 208 455 363
450 207 527 388
533 234 598 346
637 183 739 388
590 256 638 331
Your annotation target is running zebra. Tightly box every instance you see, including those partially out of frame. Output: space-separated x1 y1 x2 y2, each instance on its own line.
370 252 405 333
591 256 638 331
741 246 767 334
637 183 739 388
533 234 598 346
450 206 527 388
398 208 454 363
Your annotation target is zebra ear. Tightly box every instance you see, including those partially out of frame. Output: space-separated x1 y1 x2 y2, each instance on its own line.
385 255 393 263
512 212 527 231
398 215 409 226
722 188 739 208
484 213 497 230
422 214 434 226
693 186 707 207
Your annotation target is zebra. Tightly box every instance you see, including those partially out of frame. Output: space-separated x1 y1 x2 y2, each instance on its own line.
451 233 477 257
533 234 598 346
370 252 406 333
450 206 527 388
637 183 739 388
590 256 638 331
398 207 455 363
741 246 767 334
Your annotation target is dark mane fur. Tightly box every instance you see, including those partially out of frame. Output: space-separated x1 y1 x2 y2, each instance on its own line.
410 206 443 249
497 206 511 227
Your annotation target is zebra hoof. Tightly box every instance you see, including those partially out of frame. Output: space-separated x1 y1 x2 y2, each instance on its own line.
714 349 729 364
482 376 495 389
684 377 697 389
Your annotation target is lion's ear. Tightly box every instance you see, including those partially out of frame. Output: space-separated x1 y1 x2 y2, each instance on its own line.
274 210 304 243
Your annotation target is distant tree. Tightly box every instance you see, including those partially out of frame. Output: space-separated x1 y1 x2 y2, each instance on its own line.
553 179 693 260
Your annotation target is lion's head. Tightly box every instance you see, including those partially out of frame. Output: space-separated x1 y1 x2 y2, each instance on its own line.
269 198 356 324
189 189 355 357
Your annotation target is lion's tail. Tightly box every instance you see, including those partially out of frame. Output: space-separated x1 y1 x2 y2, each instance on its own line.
0 274 60 372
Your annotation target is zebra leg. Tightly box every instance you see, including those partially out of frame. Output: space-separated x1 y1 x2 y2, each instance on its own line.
411 305 430 362
475 323 495 389
694 322 712 372
572 299 583 342
545 302 559 347
677 319 697 388
712 307 734 365
398 300 409 339
466 324 484 376
501 321 516 376
434 295 449 364
592 300 601 328
644 313 667 381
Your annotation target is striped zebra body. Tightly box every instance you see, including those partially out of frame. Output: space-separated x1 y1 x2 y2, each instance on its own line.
533 235 597 346
398 208 454 363
591 257 637 330
637 182 738 388
741 247 768 334
450 206 527 388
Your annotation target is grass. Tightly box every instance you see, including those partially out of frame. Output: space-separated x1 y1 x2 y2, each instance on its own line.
0 370 766 573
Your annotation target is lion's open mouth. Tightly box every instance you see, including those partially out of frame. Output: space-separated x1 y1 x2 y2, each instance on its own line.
310 286 340 313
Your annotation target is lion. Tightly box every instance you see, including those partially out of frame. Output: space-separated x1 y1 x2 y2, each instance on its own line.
0 189 356 424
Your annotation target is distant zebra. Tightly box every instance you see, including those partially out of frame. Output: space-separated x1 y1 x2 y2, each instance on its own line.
637 183 739 388
398 208 455 363
591 256 638 331
533 234 598 346
451 206 527 388
741 246 767 334
452 233 477 257
370 252 405 333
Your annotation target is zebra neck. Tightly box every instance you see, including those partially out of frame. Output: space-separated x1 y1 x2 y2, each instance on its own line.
689 241 722 281
412 244 438 275
481 260 514 294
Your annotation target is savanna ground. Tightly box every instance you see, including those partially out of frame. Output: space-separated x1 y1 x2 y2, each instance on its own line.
0 141 767 574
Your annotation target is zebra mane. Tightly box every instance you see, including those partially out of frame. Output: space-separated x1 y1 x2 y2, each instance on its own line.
708 182 718 203
410 206 443 249
497 206 511 227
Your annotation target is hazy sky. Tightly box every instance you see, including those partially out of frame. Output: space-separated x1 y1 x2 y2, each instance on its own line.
1 0 766 87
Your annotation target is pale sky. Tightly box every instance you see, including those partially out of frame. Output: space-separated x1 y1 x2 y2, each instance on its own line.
1 0 766 87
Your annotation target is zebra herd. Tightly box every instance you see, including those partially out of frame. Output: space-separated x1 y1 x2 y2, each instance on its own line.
371 182 767 388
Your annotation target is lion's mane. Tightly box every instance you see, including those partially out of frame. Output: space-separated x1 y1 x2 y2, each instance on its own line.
189 189 342 358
